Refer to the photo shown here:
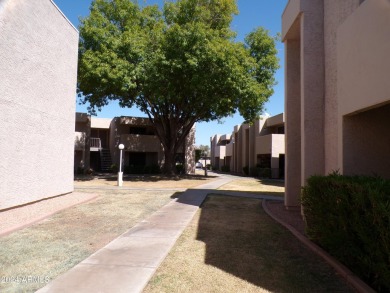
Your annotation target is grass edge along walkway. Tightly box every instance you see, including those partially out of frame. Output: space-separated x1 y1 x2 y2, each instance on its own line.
36 177 234 293
144 194 357 293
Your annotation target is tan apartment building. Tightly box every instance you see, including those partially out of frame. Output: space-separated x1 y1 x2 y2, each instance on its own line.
283 0 390 208
211 114 285 178
0 0 78 210
75 114 196 174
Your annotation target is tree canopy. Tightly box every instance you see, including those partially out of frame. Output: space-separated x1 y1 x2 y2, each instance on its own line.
78 0 279 174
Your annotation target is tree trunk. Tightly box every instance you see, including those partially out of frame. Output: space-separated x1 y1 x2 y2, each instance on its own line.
144 108 196 175
162 146 177 176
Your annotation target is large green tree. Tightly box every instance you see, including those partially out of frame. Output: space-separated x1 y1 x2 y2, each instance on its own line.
78 0 279 174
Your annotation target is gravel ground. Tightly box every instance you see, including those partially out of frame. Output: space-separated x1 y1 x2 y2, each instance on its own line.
0 192 98 237
264 200 305 234
0 173 213 238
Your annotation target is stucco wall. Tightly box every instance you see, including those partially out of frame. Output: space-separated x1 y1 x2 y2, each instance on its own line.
255 135 272 155
210 134 219 167
284 38 301 207
283 0 390 208
225 141 233 157
323 0 360 174
266 113 284 127
0 0 78 210
337 0 390 117
343 104 390 178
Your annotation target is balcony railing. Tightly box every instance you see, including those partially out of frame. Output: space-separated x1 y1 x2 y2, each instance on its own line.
90 137 102 150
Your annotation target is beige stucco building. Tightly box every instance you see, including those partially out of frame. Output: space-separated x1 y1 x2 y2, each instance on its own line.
0 0 78 210
283 0 390 208
75 114 196 174
210 114 285 178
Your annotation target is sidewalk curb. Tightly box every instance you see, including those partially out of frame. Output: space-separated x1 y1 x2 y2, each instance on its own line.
262 200 376 293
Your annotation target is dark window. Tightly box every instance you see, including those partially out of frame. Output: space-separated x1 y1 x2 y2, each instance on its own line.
130 127 146 135
277 126 285 134
279 154 285 178
130 126 156 135
129 152 146 166
257 154 271 168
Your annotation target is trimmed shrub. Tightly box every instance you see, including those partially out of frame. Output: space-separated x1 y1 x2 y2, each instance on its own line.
110 164 119 173
302 172 390 292
242 166 249 176
258 168 272 178
175 164 184 174
149 164 161 174
124 164 161 174
221 165 230 173
143 165 152 174
249 167 258 177
206 164 211 170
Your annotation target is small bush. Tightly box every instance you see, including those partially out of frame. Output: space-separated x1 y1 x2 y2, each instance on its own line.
221 165 230 173
124 165 145 174
124 165 132 174
143 165 152 174
258 168 272 178
110 164 119 173
206 164 211 170
176 164 184 174
302 172 390 292
242 166 249 176
149 164 161 174
249 167 258 177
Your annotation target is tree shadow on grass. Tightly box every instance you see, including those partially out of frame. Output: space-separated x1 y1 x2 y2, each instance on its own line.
215 189 285 198
75 173 218 182
256 179 285 187
194 195 355 293
170 192 184 199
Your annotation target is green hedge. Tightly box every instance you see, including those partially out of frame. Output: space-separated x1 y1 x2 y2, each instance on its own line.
249 167 271 178
243 166 249 176
221 165 230 172
302 172 390 292
175 164 184 174
124 164 161 174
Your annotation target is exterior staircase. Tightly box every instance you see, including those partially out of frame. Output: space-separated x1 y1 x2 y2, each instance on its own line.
100 149 113 172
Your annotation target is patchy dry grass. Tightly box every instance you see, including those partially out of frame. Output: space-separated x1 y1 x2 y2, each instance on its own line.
75 172 217 189
144 195 354 293
218 178 284 196
0 189 177 293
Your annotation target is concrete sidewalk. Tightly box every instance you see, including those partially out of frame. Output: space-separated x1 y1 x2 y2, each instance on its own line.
37 177 234 293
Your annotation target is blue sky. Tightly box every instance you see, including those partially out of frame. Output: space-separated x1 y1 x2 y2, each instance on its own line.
54 0 287 146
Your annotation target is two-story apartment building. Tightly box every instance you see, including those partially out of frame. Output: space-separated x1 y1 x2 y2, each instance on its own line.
0 0 78 210
210 134 231 170
75 114 196 174
283 0 390 208
211 113 285 178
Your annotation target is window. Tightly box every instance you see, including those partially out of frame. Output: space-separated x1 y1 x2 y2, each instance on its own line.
130 127 146 135
130 126 155 135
